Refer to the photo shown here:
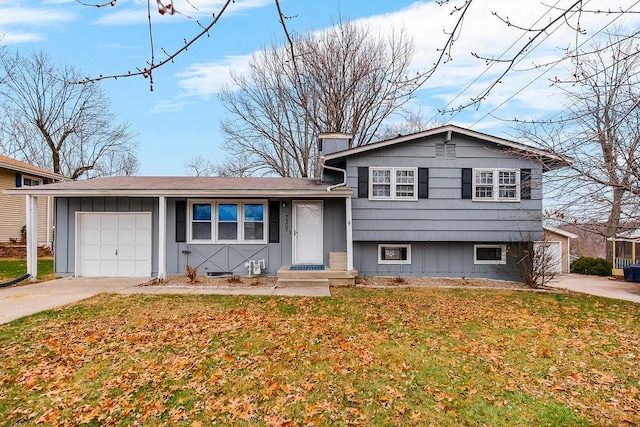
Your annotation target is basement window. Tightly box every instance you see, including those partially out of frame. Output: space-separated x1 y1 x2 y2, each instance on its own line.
378 244 411 265
474 244 506 264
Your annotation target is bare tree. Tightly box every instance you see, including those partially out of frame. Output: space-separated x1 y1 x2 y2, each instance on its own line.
75 0 640 119
218 19 415 177
375 108 447 141
184 155 216 177
0 50 138 180
516 34 640 250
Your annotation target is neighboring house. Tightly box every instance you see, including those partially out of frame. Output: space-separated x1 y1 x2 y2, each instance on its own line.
0 155 65 246
7 125 568 282
611 229 640 276
542 226 577 274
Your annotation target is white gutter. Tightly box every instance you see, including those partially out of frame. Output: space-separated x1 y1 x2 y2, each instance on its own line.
320 158 354 271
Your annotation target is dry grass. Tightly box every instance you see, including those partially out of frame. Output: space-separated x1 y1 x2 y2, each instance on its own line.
0 288 638 426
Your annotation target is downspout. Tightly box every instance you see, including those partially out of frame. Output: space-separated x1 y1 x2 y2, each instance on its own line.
320 158 354 272
322 159 347 191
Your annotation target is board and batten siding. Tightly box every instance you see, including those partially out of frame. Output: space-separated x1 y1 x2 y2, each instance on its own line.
354 241 525 282
165 197 346 276
54 197 159 276
0 169 52 244
345 133 544 242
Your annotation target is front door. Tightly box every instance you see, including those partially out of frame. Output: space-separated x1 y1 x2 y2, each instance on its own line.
292 201 323 265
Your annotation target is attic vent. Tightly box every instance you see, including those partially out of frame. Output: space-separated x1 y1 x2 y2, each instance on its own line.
436 143 456 158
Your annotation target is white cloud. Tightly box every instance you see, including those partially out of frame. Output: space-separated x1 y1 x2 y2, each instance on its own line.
150 99 193 113
175 55 251 98
0 6 75 45
355 0 640 124
95 0 272 26
0 7 75 26
171 0 640 124
0 32 44 44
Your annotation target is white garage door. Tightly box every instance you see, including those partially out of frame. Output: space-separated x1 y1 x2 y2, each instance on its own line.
77 213 152 277
534 241 562 274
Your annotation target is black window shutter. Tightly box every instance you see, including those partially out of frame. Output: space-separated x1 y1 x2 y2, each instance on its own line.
15 173 22 188
521 169 532 200
461 168 472 199
357 167 369 198
175 200 186 242
418 168 429 199
268 201 280 243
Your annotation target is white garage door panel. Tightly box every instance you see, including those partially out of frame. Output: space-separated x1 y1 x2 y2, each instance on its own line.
78 213 152 277
83 261 101 276
534 241 562 274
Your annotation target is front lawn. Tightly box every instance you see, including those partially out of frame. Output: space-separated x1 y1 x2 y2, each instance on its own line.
0 258 54 282
0 288 638 426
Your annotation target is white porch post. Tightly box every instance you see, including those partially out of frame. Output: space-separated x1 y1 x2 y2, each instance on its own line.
158 196 167 279
345 196 354 271
46 196 52 247
26 195 38 279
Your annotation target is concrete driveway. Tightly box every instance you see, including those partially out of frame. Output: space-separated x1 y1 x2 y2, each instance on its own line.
0 277 143 325
548 274 640 303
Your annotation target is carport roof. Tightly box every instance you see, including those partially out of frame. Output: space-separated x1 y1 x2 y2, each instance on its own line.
3 176 352 198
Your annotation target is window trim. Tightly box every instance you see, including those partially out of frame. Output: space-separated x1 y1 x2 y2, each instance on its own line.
369 167 418 201
22 175 43 186
472 168 520 202
187 200 267 244
378 244 412 265
474 244 507 265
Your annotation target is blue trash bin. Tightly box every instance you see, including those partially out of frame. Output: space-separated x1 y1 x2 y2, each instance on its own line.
622 264 640 282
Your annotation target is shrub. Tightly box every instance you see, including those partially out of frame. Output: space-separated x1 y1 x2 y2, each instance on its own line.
226 275 242 284
570 257 612 276
184 264 198 283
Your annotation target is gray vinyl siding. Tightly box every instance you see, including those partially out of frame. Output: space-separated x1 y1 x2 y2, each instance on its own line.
56 196 347 277
166 198 288 276
54 197 159 277
322 198 347 265
346 133 543 242
165 197 346 276
354 241 525 282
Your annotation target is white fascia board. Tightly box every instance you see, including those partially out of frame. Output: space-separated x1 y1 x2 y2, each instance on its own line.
543 226 578 239
0 163 68 181
3 188 353 198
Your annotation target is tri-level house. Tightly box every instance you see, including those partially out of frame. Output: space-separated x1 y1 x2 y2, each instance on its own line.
7 125 567 282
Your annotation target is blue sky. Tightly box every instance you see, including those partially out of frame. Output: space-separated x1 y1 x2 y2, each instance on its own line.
3 0 639 175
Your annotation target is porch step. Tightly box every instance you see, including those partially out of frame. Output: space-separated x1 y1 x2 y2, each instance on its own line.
276 278 330 289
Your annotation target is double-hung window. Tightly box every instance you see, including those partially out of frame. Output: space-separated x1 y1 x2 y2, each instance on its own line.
189 201 266 243
370 167 417 200
473 169 520 201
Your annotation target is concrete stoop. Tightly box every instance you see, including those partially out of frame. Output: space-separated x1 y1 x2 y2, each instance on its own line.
276 278 330 288
276 266 357 287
